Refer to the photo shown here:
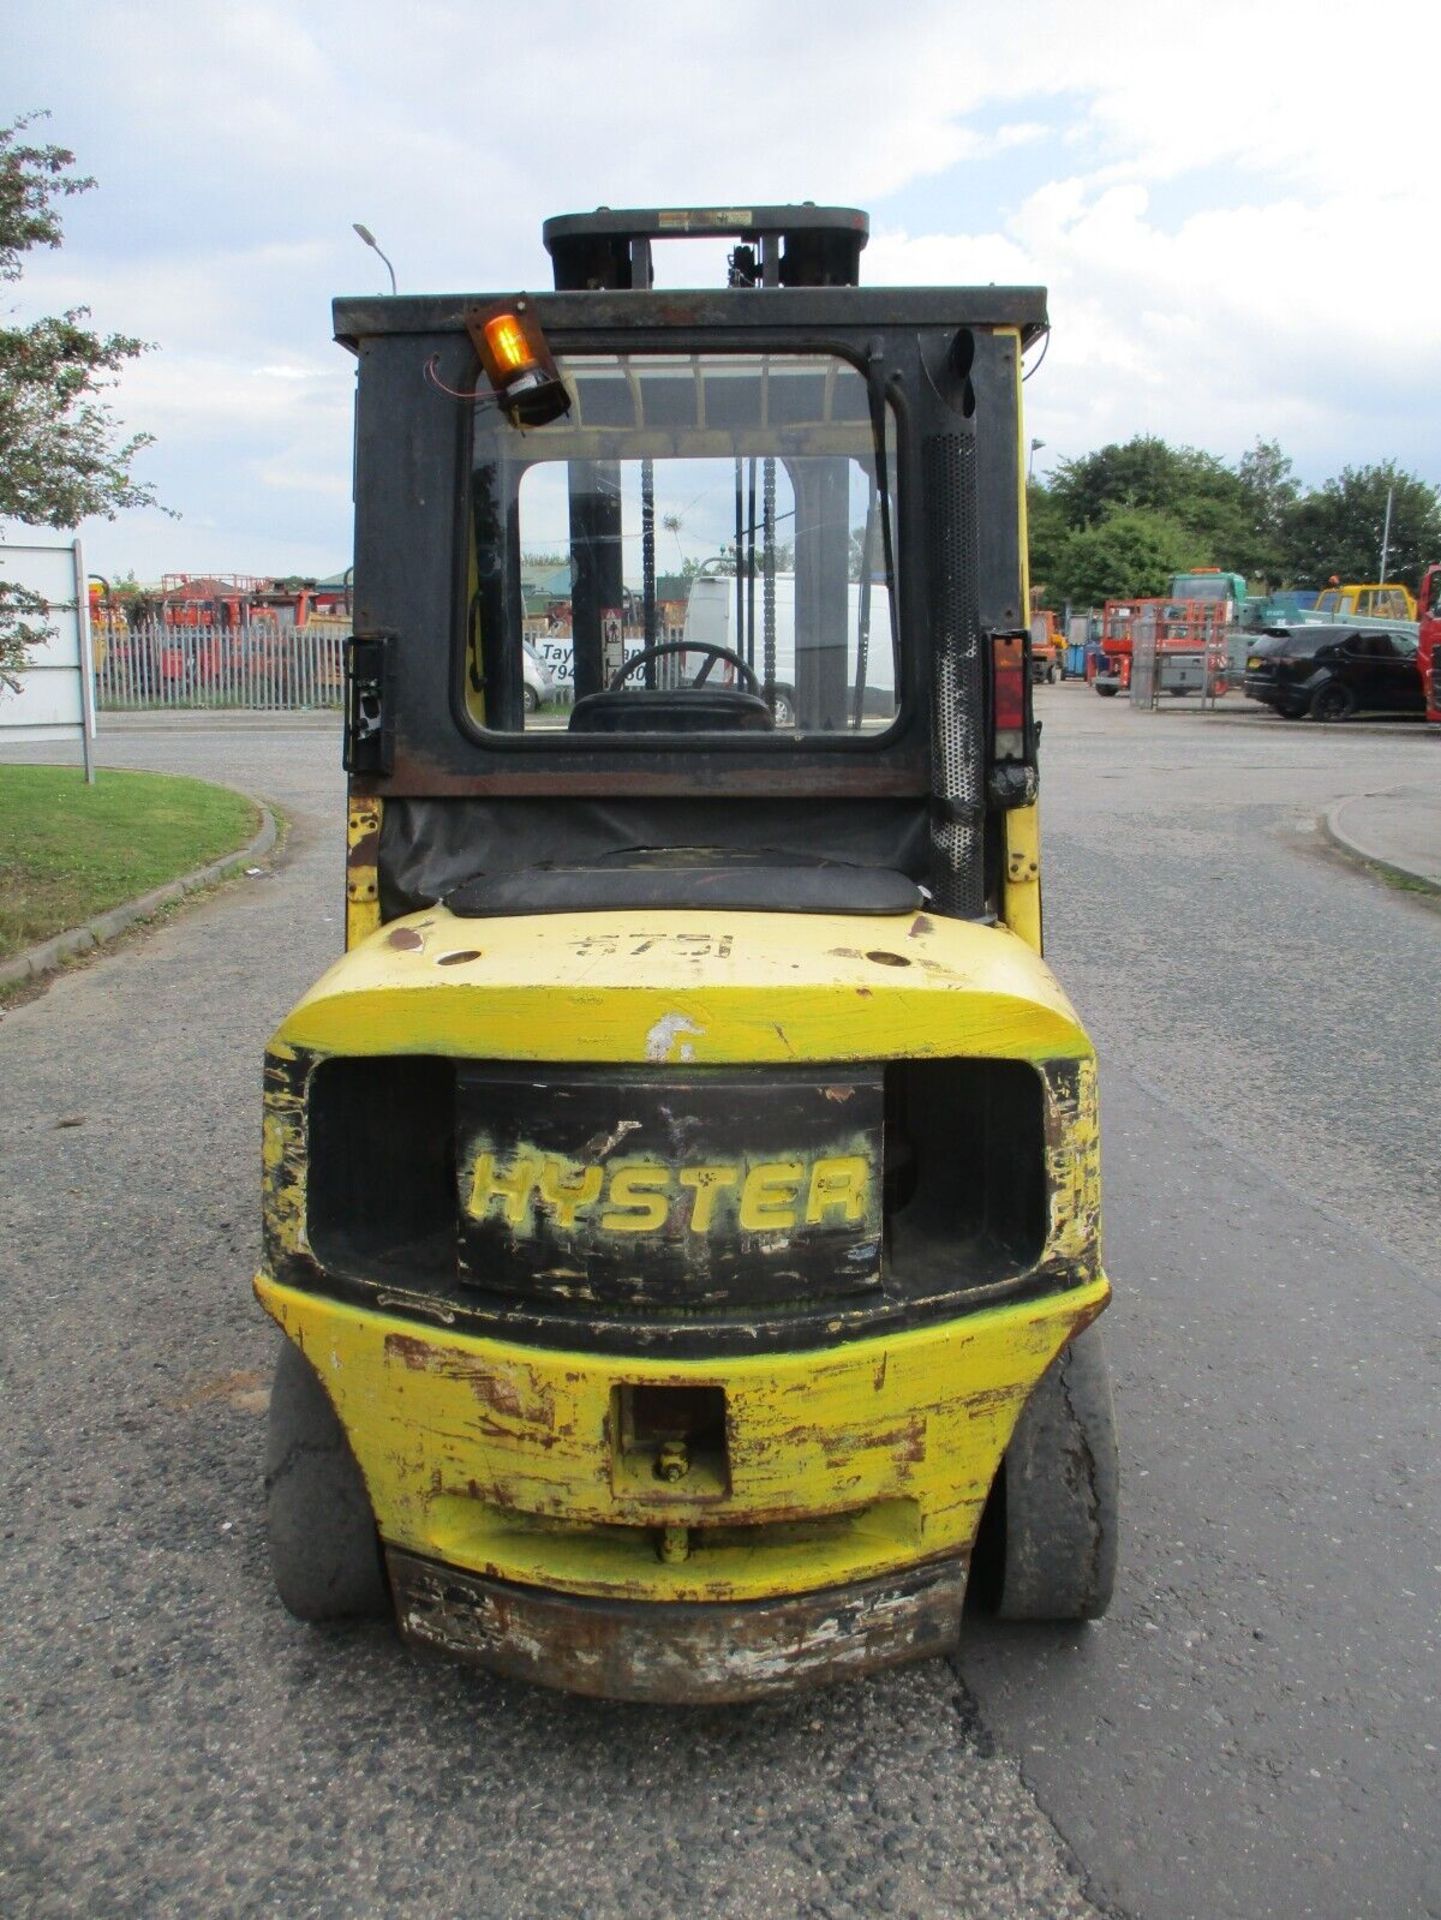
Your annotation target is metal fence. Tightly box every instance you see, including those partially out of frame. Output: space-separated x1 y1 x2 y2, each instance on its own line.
95 623 348 711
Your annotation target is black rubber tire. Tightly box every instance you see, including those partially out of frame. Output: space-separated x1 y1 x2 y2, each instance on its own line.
771 687 796 726
264 1339 389 1621
1095 684 1118 698
522 683 539 713
1309 680 1356 722
991 1324 1119 1621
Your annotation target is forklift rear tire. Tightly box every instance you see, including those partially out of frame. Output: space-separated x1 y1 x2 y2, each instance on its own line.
988 1324 1119 1621
264 1338 389 1622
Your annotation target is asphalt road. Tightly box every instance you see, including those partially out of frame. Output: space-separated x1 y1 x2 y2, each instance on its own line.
1 696 1437 1919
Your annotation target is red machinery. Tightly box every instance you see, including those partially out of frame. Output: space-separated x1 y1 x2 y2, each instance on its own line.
151 574 351 630
155 574 264 627
1419 564 1441 726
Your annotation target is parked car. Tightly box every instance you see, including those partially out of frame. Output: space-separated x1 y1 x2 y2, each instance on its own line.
522 639 556 712
1241 625 1425 721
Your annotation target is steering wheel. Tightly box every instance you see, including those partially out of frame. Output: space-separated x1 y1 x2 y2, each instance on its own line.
609 640 762 694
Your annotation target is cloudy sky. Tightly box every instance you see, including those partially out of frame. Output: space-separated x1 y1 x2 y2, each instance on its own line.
6 0 1438 584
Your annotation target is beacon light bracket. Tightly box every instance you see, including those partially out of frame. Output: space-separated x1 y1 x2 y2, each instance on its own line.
464 298 571 428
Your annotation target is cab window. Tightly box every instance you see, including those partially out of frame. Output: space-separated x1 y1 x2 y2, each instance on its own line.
465 352 899 740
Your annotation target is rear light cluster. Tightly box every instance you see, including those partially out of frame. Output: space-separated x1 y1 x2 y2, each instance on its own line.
985 630 1038 809
991 632 1027 761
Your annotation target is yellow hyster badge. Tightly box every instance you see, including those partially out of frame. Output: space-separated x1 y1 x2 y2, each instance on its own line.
466 1148 872 1238
456 1065 884 1309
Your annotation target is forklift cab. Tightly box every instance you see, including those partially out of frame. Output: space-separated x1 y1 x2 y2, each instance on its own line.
256 207 1117 1702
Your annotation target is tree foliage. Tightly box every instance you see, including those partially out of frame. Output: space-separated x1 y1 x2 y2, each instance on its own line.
1233 439 1300 582
1030 432 1441 605
1 114 159 692
1278 462 1441 592
1048 507 1202 607
1048 435 1246 553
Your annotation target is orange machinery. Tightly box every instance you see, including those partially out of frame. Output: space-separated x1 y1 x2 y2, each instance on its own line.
1092 597 1233 697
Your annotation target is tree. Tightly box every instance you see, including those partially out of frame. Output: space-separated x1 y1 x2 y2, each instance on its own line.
0 114 158 692
1277 462 1441 592
1047 506 1202 607
1025 481 1070 601
1048 435 1248 557
1233 439 1300 586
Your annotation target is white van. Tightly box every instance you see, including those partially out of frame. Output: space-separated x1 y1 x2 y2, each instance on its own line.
681 571 897 727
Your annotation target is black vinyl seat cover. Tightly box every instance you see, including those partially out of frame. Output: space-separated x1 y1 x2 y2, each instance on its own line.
567 688 775 733
445 847 924 917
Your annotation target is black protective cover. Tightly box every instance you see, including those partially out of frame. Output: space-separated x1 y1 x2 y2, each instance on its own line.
380 795 932 918
447 858 922 918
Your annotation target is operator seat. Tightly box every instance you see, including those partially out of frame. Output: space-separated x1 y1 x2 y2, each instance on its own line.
567 688 775 733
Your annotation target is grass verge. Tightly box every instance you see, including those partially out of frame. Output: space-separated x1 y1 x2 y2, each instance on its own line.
0 765 261 961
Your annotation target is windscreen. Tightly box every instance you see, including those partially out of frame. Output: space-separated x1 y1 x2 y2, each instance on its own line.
1171 574 1232 602
466 352 899 738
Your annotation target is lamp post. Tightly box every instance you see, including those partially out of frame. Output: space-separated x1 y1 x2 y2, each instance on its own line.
352 223 397 295
1028 437 1046 482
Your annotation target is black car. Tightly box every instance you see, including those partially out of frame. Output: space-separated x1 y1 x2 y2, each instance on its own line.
1242 624 1424 720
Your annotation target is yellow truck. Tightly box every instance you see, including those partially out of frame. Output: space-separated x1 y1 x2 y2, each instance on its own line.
256 204 1117 1701
1311 582 1417 622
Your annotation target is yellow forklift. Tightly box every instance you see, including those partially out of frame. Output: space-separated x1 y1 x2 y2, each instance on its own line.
257 206 1117 1700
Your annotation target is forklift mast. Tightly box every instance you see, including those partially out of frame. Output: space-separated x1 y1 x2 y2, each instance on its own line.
542 204 870 291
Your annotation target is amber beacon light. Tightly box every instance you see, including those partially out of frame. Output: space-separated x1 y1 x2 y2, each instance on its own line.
466 299 571 426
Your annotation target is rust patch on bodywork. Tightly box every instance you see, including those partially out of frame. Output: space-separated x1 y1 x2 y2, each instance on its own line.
384 1333 559 1432
345 795 384 949
260 1046 311 1266
1041 1057 1103 1268
388 1551 965 1703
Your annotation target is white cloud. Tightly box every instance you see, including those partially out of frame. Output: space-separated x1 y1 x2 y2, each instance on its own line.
7 0 1437 581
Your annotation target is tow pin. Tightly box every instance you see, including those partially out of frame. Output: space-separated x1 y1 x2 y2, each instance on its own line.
655 1438 690 1483
658 1525 690 1565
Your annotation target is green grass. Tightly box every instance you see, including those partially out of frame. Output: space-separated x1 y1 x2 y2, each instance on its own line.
0 765 261 960
1379 867 1441 900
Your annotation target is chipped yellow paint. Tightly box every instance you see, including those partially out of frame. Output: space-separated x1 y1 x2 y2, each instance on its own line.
1003 801 1043 955
272 905 1090 1067
256 1272 1108 1603
345 795 383 950
1046 1056 1102 1265
261 1041 309 1256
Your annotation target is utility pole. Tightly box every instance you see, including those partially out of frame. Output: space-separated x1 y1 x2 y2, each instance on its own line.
1379 484 1394 583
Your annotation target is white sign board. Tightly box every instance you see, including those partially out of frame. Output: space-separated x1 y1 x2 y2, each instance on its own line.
0 538 96 771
